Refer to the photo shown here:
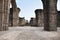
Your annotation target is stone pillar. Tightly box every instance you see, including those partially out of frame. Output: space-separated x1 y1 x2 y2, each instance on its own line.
19 17 26 26
0 0 10 31
11 0 19 26
41 0 57 31
35 9 44 27
3 0 10 30
9 8 20 27
0 0 4 31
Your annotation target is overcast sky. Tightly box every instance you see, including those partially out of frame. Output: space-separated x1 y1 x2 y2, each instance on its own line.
16 0 60 21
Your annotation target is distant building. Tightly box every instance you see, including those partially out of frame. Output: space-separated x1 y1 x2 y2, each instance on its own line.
19 17 26 26
29 17 36 26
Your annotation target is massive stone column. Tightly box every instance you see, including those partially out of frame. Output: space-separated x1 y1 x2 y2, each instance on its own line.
35 9 44 27
42 0 57 31
11 0 19 26
9 8 20 27
0 0 10 31
3 0 10 30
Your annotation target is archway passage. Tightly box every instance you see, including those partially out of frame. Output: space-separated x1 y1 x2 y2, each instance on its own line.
0 0 59 31
6 0 58 31
17 0 43 26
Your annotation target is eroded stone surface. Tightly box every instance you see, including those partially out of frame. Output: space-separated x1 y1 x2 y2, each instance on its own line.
30 18 36 26
0 0 10 31
35 9 44 27
42 0 57 31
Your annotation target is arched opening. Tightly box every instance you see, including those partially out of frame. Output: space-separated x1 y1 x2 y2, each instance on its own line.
9 0 60 28
16 0 43 26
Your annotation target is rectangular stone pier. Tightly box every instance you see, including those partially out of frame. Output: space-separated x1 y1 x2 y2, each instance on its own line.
42 0 57 31
0 0 10 31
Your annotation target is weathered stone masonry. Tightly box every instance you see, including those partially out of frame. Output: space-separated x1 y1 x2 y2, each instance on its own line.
19 17 26 26
35 9 44 27
0 0 10 31
42 0 57 31
11 0 20 26
9 8 20 27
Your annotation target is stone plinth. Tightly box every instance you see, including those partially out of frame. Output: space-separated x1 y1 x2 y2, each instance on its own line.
35 9 44 27
42 0 57 31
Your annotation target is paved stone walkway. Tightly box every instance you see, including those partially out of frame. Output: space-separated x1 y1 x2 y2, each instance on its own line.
0 26 60 40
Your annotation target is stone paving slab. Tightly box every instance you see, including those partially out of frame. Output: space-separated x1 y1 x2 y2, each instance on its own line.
0 27 60 40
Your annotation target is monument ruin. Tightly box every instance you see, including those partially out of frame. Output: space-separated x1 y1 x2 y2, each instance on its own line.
35 9 44 27
42 0 57 31
9 0 20 27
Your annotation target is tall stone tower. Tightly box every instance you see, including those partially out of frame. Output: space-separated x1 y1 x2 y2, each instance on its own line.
0 0 10 31
41 0 57 31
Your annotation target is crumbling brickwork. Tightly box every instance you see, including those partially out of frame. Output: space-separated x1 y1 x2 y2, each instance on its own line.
10 0 20 26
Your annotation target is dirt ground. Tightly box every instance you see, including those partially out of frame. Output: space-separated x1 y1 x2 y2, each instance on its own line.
0 26 60 40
